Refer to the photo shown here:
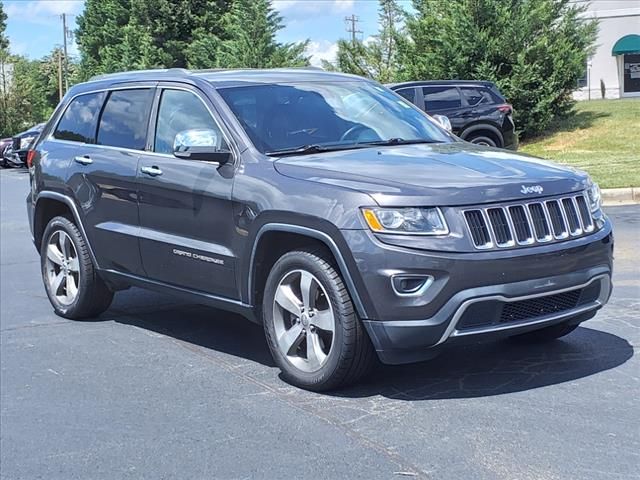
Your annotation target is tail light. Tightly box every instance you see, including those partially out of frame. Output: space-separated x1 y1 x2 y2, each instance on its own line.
497 104 513 114
26 149 36 168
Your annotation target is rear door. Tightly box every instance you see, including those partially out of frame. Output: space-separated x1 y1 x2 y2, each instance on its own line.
136 85 237 298
420 86 467 133
64 86 155 275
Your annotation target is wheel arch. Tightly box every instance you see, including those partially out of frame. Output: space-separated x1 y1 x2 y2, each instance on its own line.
248 224 368 321
34 192 98 267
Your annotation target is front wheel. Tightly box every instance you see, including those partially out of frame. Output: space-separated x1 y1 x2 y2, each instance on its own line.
41 216 114 319
263 249 374 391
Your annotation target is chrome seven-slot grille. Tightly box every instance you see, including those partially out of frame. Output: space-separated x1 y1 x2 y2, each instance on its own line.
464 193 594 249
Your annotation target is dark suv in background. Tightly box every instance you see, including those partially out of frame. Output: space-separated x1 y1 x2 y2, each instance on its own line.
389 80 518 150
27 69 611 391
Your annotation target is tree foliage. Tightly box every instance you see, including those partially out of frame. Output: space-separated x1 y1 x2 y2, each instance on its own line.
204 0 308 69
0 0 8 53
76 0 307 77
396 0 598 137
0 48 75 137
326 0 403 83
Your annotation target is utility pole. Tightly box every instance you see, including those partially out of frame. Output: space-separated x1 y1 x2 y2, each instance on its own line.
57 49 63 102
61 13 69 93
345 14 362 44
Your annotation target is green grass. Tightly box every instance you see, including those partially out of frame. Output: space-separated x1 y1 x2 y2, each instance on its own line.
520 98 640 189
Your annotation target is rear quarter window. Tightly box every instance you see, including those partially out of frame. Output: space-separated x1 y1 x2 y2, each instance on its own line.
97 89 154 150
460 87 494 106
53 92 106 143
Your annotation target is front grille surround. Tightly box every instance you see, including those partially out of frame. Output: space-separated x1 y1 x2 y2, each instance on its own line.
463 193 595 250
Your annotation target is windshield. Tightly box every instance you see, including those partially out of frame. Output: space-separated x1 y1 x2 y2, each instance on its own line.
217 81 453 154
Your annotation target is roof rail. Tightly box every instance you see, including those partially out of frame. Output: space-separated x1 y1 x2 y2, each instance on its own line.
88 68 191 82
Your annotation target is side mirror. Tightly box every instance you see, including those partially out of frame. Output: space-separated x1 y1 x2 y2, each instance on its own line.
173 129 232 164
431 114 452 132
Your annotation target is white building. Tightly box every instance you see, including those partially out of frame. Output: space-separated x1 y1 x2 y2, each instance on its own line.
574 0 640 100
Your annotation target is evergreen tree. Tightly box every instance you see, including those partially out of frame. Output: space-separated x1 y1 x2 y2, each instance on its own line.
75 0 233 78
397 0 598 137
0 1 7 53
212 0 309 69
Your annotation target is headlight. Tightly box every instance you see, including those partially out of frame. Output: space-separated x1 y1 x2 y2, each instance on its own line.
587 182 601 212
362 207 449 235
20 136 36 150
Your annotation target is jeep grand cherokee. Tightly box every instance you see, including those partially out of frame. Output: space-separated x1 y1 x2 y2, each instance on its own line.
27 68 613 391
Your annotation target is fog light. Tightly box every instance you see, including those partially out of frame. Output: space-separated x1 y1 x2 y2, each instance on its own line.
392 275 434 296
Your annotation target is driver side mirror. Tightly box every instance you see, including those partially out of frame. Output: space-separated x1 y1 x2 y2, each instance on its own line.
431 114 452 132
173 128 232 165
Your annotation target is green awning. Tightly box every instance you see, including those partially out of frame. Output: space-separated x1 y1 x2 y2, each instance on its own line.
612 34 640 55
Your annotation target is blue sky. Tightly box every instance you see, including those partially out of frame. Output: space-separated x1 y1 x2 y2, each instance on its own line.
3 0 413 66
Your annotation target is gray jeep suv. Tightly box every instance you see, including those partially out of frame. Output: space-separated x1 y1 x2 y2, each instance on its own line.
27 68 613 391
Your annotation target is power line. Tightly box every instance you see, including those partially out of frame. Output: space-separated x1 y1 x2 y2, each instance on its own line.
345 14 362 44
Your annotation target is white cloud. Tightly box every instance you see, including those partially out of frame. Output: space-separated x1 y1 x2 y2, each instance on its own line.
306 40 339 67
4 1 84 23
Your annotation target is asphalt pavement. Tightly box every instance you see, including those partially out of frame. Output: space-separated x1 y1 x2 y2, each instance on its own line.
1 167 638 479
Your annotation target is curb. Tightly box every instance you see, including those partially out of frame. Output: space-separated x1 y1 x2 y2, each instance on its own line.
601 187 640 206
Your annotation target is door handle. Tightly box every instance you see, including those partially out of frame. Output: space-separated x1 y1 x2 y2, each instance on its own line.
74 155 93 165
140 166 163 177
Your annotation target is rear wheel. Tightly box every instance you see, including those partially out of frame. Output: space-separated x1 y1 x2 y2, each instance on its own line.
509 322 579 343
41 216 114 319
468 133 498 147
263 249 374 391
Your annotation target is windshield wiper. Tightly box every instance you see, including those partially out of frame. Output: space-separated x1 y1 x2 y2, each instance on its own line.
361 138 444 147
266 143 366 157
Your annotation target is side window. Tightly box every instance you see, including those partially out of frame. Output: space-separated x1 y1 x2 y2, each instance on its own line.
460 87 492 107
395 88 416 104
53 92 106 143
422 86 461 111
154 89 226 154
97 89 154 150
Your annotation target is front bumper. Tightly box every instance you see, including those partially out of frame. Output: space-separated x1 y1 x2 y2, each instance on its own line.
343 220 613 365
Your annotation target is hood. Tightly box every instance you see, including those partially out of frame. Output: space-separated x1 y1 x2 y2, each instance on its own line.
273 143 590 206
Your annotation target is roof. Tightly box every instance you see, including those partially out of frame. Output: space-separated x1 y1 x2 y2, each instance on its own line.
87 67 365 88
612 34 640 55
387 80 496 89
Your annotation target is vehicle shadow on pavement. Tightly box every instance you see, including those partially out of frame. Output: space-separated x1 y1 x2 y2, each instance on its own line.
337 326 633 401
105 289 632 400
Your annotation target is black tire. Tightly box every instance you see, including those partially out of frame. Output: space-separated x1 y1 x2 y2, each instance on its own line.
263 248 375 391
40 216 114 319
468 134 498 147
509 322 579 343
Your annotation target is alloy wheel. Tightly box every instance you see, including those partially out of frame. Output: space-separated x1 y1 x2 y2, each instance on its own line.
272 269 335 373
45 230 80 305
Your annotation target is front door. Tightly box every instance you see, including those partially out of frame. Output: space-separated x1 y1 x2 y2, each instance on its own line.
137 86 237 298
623 54 640 95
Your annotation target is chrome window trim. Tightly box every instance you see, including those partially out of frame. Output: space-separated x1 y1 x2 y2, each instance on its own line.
45 83 239 166
151 85 237 162
48 84 158 146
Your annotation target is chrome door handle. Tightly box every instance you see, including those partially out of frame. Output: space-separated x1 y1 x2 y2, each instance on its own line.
140 166 163 177
74 155 93 165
